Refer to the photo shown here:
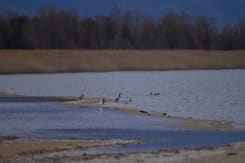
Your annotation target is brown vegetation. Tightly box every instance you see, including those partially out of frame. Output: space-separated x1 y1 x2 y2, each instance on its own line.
0 50 245 74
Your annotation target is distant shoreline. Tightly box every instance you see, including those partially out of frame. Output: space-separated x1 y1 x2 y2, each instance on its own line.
0 50 245 74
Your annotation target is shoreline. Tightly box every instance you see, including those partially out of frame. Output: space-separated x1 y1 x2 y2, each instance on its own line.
60 142 245 163
1 137 245 163
0 137 137 162
1 67 245 75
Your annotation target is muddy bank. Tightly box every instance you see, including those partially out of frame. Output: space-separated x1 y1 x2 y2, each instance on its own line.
1 138 244 163
0 91 22 97
47 142 245 163
0 138 136 162
0 91 83 103
0 50 245 74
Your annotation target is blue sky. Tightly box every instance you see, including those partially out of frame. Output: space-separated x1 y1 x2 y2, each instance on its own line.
1 0 245 27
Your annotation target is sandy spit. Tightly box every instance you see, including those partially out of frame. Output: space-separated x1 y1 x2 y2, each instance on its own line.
65 99 239 131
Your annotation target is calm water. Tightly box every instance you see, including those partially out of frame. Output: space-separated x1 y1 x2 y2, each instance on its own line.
68 129 245 154
0 70 245 125
0 102 179 138
0 101 179 137
1 101 245 153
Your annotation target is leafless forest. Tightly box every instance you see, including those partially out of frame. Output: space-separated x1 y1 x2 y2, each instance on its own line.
0 7 244 50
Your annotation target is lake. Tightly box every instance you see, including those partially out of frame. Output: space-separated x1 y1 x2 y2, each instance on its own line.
1 70 245 126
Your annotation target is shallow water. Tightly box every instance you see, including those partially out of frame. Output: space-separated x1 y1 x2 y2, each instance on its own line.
0 70 245 125
65 129 245 154
1 101 245 153
0 101 179 137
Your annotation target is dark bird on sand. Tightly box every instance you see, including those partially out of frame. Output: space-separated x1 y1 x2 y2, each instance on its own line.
140 110 148 114
115 97 119 102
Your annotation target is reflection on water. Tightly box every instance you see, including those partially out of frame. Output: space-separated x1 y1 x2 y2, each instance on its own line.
0 70 245 125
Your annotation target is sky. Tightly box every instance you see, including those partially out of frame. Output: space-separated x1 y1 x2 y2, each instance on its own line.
0 0 245 27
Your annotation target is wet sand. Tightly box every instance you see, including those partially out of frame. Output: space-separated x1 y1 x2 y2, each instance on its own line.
65 99 237 131
0 91 78 101
0 138 136 162
0 92 22 97
1 138 244 163
52 142 245 163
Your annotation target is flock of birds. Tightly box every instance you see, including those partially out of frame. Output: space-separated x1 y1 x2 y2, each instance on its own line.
79 91 160 105
79 91 167 116
114 93 132 104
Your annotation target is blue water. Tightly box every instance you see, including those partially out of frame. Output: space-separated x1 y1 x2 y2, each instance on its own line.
1 99 245 153
36 129 245 154
0 100 179 136
1 70 245 125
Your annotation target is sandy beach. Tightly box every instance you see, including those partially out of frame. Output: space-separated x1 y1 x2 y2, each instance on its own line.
0 138 136 162
60 142 245 163
1 138 245 163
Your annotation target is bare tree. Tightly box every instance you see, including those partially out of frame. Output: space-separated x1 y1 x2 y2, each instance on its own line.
0 7 244 50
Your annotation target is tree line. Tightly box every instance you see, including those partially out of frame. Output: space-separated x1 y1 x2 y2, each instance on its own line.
0 8 244 50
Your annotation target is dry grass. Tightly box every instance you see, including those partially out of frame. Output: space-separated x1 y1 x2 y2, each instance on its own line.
0 50 245 74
